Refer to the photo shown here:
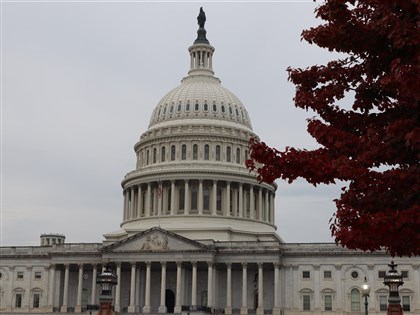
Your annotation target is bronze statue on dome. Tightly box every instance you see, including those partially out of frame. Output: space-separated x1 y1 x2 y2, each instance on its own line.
197 7 206 28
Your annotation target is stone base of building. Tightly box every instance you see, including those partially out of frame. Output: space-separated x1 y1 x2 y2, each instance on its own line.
240 307 248 315
174 305 182 313
158 305 167 313
272 307 281 315
143 305 151 313
257 307 264 315
60 305 68 313
75 305 82 313
224 307 232 314
127 305 138 313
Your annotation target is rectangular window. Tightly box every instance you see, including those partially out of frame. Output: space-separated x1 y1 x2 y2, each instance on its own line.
379 295 387 312
17 272 24 280
34 271 42 279
378 271 386 278
15 293 22 308
324 295 332 311
401 271 408 279
303 295 310 311
402 296 410 312
33 293 40 308
302 271 310 279
324 270 332 279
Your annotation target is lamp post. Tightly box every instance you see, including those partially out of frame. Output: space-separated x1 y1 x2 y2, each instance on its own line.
361 277 371 315
96 264 118 315
383 261 404 315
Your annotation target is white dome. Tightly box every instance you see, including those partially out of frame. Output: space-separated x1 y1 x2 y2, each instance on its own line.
149 75 253 130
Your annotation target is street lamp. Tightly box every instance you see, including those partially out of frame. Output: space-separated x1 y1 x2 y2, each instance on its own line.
96 264 118 315
383 260 404 315
361 277 371 315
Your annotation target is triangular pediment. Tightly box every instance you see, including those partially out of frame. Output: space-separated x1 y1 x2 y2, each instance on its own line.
102 227 212 253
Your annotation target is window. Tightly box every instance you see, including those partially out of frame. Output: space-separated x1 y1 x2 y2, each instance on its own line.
213 102 217 112
193 144 198 160
303 295 310 311
153 148 157 163
221 104 225 113
351 271 359 279
379 295 387 311
402 296 410 312
226 146 231 162
229 106 233 115
17 272 24 280
177 103 182 112
236 148 241 164
204 102 208 111
34 272 42 279
178 187 185 211
170 104 174 113
171 145 176 161
15 293 23 308
216 188 222 212
195 102 199 111
186 102 190 112
204 145 209 160
324 271 332 279
33 293 40 308
302 271 310 279
401 271 408 279
146 149 150 165
191 187 198 211
216 145 221 161
378 271 386 278
350 289 360 311
203 187 210 210
324 295 332 311
181 144 187 160
161 146 166 162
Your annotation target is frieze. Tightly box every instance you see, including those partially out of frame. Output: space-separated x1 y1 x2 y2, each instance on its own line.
140 232 169 251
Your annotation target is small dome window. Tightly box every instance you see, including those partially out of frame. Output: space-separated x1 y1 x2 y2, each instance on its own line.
213 102 217 112
158 108 161 116
163 104 167 115
170 104 174 113
186 101 190 112
221 104 225 113
195 101 200 111
177 102 182 112
229 105 233 115
235 108 239 116
204 102 208 112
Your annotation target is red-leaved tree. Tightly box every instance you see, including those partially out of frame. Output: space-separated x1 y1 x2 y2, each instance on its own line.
247 0 419 257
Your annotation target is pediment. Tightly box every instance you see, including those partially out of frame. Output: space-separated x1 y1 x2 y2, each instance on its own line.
102 227 211 253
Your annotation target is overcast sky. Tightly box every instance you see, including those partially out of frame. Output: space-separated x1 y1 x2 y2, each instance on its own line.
2 1 345 246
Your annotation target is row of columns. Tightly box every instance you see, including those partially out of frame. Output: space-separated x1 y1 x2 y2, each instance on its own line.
123 180 275 224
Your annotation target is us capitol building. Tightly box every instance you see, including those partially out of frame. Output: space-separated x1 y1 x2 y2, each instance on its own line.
1 9 419 315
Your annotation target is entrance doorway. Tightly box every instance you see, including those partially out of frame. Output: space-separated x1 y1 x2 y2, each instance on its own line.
166 289 175 313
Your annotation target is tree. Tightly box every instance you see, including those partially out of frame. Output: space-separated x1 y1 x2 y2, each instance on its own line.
247 0 419 257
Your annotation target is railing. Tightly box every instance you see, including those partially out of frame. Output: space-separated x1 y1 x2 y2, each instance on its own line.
182 305 212 313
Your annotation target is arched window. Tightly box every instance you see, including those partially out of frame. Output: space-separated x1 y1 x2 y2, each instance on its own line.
245 149 248 160
153 148 157 163
161 146 166 162
195 102 199 111
193 144 198 160
186 101 190 112
351 289 361 311
163 104 167 114
216 145 221 161
170 104 174 113
181 144 187 160
221 104 225 113
191 186 198 211
179 187 185 211
204 102 208 111
171 145 176 161
177 102 182 112
203 187 210 211
213 102 217 112
146 149 150 165
226 146 231 162
236 148 241 164
204 144 210 160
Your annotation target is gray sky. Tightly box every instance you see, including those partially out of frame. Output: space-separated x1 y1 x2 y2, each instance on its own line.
2 1 344 246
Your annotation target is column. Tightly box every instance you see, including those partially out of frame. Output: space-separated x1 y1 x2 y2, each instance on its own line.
47 264 55 310
191 262 197 306
270 193 275 223
184 180 190 215
128 262 137 313
232 186 238 216
207 262 213 308
170 181 176 215
273 263 280 315
250 185 255 219
60 264 70 312
174 262 182 313
225 182 231 216
314 265 320 310
241 263 248 315
115 263 121 312
123 190 128 220
130 187 135 218
137 185 143 217
143 262 151 313
91 264 98 306
146 183 152 217
256 263 264 315
238 183 243 217
198 180 204 215
75 264 84 312
159 262 167 313
258 188 263 220
212 180 217 215
264 191 269 221
335 265 343 310
225 263 232 314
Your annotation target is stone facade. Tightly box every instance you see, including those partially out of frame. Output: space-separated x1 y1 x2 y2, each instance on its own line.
1 10 419 315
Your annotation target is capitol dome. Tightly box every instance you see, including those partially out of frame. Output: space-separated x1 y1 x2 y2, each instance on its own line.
104 11 278 243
